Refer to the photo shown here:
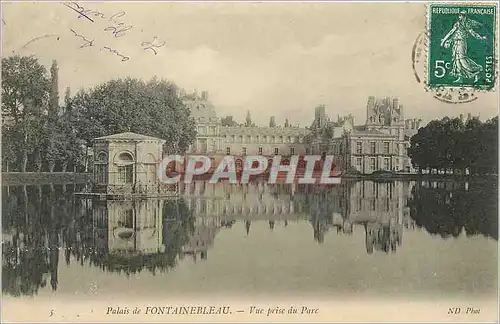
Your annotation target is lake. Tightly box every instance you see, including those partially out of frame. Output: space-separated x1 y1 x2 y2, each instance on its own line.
2 179 498 300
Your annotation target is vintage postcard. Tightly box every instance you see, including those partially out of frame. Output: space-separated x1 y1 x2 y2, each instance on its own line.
1 1 498 323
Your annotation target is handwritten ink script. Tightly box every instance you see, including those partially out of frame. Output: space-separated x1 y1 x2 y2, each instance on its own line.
70 28 129 61
70 29 94 48
141 37 166 55
62 1 166 61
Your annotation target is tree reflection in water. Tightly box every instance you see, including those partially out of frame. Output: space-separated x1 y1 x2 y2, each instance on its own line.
2 184 196 296
2 185 72 296
408 179 498 240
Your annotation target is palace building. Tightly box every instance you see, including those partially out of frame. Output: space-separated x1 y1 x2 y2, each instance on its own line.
181 91 421 175
305 97 422 173
182 90 308 158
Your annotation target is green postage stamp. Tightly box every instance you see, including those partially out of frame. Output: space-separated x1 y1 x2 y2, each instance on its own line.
427 3 497 90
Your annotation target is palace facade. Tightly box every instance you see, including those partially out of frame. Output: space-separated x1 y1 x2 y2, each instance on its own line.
182 90 421 174
306 97 422 173
182 90 308 158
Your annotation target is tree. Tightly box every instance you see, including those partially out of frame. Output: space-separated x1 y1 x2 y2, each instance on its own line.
221 115 238 126
48 60 59 117
63 86 71 114
71 77 196 155
1 55 50 172
408 115 498 175
269 116 276 128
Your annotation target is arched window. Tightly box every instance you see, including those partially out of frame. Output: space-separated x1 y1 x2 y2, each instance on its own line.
115 152 134 184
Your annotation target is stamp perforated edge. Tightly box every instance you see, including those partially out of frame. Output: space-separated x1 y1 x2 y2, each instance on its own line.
424 1 499 93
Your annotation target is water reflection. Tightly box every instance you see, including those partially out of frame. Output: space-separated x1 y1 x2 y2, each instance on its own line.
179 181 414 253
2 179 497 297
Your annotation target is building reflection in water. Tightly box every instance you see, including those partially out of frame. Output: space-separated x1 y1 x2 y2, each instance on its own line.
179 180 416 253
87 198 222 271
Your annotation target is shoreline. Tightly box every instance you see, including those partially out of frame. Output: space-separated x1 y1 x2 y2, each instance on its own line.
1 172 91 186
1 172 496 186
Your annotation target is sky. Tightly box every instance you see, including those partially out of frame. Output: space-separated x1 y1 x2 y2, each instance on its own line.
2 1 498 127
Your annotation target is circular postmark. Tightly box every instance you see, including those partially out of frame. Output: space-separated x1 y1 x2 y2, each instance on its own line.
412 31 480 104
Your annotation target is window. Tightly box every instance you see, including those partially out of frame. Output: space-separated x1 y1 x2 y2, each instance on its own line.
256 135 260 143
239 136 243 143
395 144 400 155
116 152 134 184
356 157 362 167
290 147 295 155
247 135 251 143
197 126 205 134
118 165 133 183
279 136 284 143
243 147 247 155
287 136 292 143
263 136 268 143
384 158 389 170
384 142 389 154
258 147 263 155
272 136 276 143
231 135 235 142
370 142 376 154
95 164 107 183
95 152 108 184
210 126 216 134
356 142 362 154
370 158 376 170
274 147 279 155
226 147 231 155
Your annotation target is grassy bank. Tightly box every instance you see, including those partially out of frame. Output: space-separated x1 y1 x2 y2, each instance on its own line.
342 173 498 181
1 172 91 186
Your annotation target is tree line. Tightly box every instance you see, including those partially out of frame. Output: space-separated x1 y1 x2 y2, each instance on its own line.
1 55 196 173
408 116 498 175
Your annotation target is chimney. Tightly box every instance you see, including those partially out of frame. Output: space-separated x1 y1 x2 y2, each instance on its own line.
392 98 399 111
201 91 209 100
367 96 375 107
367 96 375 123
385 97 391 109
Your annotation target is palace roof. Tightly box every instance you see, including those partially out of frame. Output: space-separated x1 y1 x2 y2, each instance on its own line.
95 132 165 142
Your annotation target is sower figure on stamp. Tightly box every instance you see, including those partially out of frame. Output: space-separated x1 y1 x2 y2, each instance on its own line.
440 12 487 83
